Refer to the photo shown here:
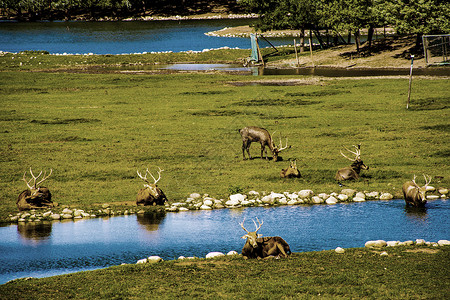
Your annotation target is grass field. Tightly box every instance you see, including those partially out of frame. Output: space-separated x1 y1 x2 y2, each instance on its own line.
0 246 448 299
0 51 449 221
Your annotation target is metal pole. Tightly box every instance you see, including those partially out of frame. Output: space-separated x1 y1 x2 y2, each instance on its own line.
406 55 414 109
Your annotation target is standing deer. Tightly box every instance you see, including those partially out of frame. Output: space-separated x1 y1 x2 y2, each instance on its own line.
402 174 431 207
17 168 55 211
335 144 369 181
240 217 291 259
239 126 290 162
280 159 301 178
136 167 167 206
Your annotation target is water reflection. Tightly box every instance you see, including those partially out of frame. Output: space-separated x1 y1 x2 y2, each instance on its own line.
136 211 166 232
17 221 52 242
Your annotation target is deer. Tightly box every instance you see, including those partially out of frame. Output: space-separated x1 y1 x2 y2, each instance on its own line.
17 168 55 211
239 126 290 162
280 159 301 178
240 217 291 259
402 174 432 207
136 167 167 206
335 144 369 182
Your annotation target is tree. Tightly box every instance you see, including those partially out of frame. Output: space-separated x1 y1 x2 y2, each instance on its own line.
375 0 450 49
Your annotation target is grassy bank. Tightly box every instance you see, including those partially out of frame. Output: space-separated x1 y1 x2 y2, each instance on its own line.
1 64 449 220
1 246 449 299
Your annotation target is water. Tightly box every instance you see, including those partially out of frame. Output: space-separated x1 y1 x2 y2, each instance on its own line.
0 199 448 284
0 19 294 54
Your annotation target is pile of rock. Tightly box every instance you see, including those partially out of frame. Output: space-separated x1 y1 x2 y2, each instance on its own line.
365 239 450 248
136 250 239 264
165 189 396 212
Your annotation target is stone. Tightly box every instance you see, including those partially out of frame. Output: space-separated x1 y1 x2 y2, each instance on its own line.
171 202 187 207
326 196 338 205
136 258 147 264
335 247 345 254
426 195 439 200
355 192 365 199
438 240 450 246
318 193 329 200
227 251 239 256
380 251 389 256
337 194 348 201
341 189 356 197
287 200 298 205
387 241 400 247
200 205 212 210
312 196 324 204
365 240 387 248
62 208 73 215
365 191 379 199
230 193 246 202
400 240 414 246
278 198 288 205
42 211 52 218
353 196 366 202
415 239 426 245
379 193 393 200
101 203 110 209
203 199 213 206
225 199 240 206
147 256 163 263
206 252 225 259
62 214 73 219
190 193 202 199
178 207 189 211
298 190 314 199
261 195 273 204
438 188 448 195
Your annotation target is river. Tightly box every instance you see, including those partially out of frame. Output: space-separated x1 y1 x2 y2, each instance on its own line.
0 199 448 284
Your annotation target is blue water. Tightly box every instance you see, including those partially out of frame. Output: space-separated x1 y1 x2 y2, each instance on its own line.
0 19 293 54
0 199 448 284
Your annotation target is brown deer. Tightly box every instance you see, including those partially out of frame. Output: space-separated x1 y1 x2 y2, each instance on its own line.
17 168 55 211
402 174 431 207
239 126 290 162
280 159 301 178
335 144 369 181
240 217 291 259
136 167 167 206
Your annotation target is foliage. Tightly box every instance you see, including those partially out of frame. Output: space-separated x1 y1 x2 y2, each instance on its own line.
0 247 449 299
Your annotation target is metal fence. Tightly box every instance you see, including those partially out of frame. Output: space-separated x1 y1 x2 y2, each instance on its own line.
422 34 450 65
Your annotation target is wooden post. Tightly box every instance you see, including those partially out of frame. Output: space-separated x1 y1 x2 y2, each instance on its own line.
294 39 299 67
309 30 315 68
406 55 414 109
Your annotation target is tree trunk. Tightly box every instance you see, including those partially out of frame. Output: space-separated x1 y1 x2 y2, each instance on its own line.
367 26 374 53
299 28 305 53
355 29 361 53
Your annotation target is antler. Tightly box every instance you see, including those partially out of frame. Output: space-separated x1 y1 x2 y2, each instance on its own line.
277 137 290 152
23 168 52 189
423 174 432 187
340 144 361 161
137 167 164 185
240 217 249 233
252 217 263 232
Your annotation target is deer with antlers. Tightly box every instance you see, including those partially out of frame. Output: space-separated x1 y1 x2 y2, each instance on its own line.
280 159 301 178
136 167 167 206
240 217 291 259
239 126 290 162
335 144 369 182
402 175 432 207
17 168 55 211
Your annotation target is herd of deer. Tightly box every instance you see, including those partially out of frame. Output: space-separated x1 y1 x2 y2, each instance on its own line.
15 126 433 258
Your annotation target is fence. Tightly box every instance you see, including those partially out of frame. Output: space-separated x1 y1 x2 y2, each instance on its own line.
422 34 450 65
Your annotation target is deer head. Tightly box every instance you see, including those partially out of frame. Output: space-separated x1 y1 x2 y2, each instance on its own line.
272 134 291 161
240 217 264 248
340 144 369 171
22 168 53 196
412 174 432 201
137 167 164 195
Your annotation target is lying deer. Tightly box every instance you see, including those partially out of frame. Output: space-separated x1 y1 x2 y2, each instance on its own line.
280 159 301 178
335 144 369 181
136 167 167 206
402 174 431 207
240 217 291 259
17 168 55 211
239 126 290 162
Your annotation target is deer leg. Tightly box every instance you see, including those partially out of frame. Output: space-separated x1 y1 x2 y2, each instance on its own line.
242 141 251 160
260 143 268 160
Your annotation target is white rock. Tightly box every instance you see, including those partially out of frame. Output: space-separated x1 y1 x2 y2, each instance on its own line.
136 258 147 264
285 193 298 200
147 256 163 263
190 193 202 199
426 195 439 200
227 251 239 256
287 200 298 205
178 256 185 260
62 208 73 214
298 190 314 199
338 194 348 201
248 191 260 197
365 240 387 248
326 196 338 204
230 193 246 202
172 202 187 207
318 193 329 200
438 188 448 195
438 240 450 246
51 214 61 220
225 199 240 206
365 191 379 199
203 199 213 206
241 200 251 206
355 192 365 199
387 241 400 247
379 193 393 200
261 195 273 204
178 207 189 211
415 239 426 245
278 198 288 205
206 252 225 259
400 240 414 246
380 251 389 256
353 196 366 202
341 189 356 197
335 247 345 254
312 196 324 204
42 211 52 218
426 185 435 192
271 192 285 199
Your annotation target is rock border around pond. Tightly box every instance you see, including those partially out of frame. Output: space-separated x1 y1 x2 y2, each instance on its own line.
165 187 448 212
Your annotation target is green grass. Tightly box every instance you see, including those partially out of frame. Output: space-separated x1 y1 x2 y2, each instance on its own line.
0 51 449 221
1 246 448 299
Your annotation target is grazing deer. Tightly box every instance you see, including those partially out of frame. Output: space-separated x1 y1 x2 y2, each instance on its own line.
239 126 290 162
17 168 55 211
240 217 291 259
335 144 369 181
136 167 167 206
280 159 301 178
402 174 431 207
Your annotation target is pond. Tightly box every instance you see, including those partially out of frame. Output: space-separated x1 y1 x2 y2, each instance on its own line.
0 199 448 284
0 19 294 54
